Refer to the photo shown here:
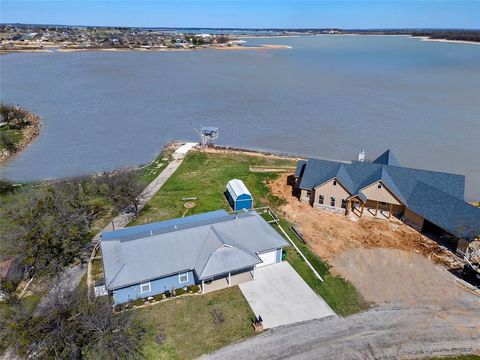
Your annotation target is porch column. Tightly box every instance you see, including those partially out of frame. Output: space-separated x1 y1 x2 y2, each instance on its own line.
345 200 350 215
228 272 231 286
388 203 393 219
201 280 204 294
375 201 379 216
253 266 256 280
360 203 365 217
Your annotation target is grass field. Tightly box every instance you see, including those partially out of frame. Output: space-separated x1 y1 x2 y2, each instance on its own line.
140 286 255 360
132 150 367 318
132 151 292 225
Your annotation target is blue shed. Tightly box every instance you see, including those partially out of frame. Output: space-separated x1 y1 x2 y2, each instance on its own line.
226 179 253 211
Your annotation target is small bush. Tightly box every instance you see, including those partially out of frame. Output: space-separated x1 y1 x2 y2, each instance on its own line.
175 288 185 296
211 308 225 325
190 285 200 293
152 294 163 302
0 132 16 151
133 298 145 307
0 180 15 194
164 290 171 298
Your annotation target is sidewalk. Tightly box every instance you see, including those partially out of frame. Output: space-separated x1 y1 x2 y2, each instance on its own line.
37 142 198 313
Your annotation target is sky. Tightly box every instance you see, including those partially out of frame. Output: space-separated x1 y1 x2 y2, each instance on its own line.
1 0 479 29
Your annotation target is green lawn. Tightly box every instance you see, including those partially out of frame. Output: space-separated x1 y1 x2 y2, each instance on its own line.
131 150 367 317
139 286 255 360
135 147 175 184
132 151 293 225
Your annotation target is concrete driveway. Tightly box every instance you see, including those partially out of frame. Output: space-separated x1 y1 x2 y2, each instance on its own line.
239 262 335 329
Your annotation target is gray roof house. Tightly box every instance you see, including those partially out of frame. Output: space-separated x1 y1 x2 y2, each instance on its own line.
294 149 480 241
101 210 289 304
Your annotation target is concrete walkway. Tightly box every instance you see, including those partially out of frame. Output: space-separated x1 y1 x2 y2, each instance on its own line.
98 142 198 235
37 143 198 312
239 262 335 329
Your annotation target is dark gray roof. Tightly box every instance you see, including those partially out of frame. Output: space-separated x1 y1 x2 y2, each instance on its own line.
406 182 480 239
298 150 479 239
373 149 400 166
101 211 289 290
294 160 307 177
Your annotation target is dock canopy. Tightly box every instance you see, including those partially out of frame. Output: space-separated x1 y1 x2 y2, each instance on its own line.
226 179 253 211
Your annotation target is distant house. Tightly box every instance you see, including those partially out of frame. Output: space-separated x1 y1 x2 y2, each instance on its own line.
294 149 480 241
226 179 253 211
101 210 288 305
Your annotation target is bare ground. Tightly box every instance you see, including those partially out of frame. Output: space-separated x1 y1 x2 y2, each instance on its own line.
202 173 480 360
268 174 478 307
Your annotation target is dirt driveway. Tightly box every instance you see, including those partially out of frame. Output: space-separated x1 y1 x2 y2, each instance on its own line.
268 174 478 308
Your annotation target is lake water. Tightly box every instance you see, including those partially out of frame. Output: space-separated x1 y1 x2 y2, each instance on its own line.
1 35 479 200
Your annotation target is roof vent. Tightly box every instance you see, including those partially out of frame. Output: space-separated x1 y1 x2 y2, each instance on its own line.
174 225 178 230
150 230 153 236
358 149 366 162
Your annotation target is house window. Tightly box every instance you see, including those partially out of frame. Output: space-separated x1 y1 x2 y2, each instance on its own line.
140 282 151 294
306 190 312 196
319 195 324 204
377 184 382 189
333 180 337 186
330 197 335 207
179 272 189 284
341 199 347 209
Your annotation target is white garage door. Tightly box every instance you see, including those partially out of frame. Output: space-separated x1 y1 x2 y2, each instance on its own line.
257 250 277 267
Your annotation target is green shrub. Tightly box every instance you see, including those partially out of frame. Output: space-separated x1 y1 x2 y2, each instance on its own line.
175 288 185 296
0 132 16 151
133 298 145 307
152 294 163 302
0 180 15 194
190 285 200 293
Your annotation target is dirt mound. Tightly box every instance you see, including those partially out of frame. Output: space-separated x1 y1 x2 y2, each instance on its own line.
332 248 469 307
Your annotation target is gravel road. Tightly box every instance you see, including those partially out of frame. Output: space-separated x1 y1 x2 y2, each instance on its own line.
204 304 480 360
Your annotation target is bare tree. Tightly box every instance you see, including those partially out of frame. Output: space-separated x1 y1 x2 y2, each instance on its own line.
98 171 145 217
1 287 147 359
1 186 93 274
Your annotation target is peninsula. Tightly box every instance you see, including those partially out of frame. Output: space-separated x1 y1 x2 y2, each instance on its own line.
0 104 40 164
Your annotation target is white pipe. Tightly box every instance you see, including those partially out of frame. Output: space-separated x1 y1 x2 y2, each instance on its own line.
276 222 324 282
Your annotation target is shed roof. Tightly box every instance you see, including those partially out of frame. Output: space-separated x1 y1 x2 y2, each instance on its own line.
226 179 252 201
101 210 288 290
297 149 479 239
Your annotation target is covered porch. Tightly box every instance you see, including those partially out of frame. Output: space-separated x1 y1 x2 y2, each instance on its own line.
346 195 403 220
201 268 255 294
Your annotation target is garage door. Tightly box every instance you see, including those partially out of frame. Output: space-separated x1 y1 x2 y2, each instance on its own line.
257 250 277 267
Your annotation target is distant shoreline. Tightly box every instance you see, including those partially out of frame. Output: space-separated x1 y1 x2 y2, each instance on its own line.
318 33 480 45
0 44 292 55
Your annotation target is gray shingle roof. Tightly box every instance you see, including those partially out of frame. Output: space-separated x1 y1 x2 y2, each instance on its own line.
373 149 400 166
298 150 479 239
101 211 289 290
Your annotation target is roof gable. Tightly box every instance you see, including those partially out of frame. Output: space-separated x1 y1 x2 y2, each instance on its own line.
373 149 400 166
